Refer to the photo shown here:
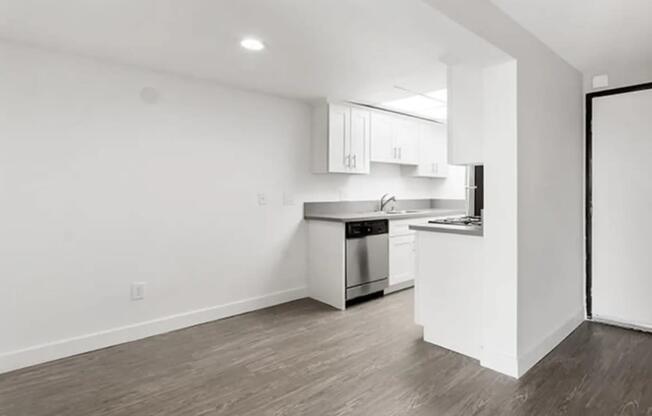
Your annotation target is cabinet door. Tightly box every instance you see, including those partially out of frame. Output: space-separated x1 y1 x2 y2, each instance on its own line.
370 112 394 163
349 108 370 174
431 123 449 178
394 119 419 165
328 104 351 173
389 235 416 285
413 122 449 178
417 123 436 176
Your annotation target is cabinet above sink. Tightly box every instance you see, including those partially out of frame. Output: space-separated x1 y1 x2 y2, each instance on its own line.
311 101 450 178
370 111 419 165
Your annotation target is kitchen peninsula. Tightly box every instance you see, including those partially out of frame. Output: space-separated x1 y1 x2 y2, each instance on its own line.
410 218 483 360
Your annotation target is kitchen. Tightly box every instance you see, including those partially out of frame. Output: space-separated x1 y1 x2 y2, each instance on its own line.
303 94 487 355
302 58 510 369
297 49 568 379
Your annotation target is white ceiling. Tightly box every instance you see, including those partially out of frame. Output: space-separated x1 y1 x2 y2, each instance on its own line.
0 0 507 103
491 0 652 86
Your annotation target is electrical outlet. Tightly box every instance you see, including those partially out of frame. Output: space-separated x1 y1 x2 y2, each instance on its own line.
257 193 267 206
131 282 146 301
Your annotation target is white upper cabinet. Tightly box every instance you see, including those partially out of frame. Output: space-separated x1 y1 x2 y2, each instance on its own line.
312 102 370 174
370 112 394 162
326 104 351 173
370 111 419 165
349 108 371 174
404 122 449 178
393 118 419 165
312 102 446 176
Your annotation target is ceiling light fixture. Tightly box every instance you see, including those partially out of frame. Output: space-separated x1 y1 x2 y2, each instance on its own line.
394 85 446 104
240 38 265 51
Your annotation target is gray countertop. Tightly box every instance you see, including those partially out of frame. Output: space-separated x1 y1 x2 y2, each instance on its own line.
304 208 464 223
409 223 483 237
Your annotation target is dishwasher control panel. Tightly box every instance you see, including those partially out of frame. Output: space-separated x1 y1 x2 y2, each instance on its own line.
346 220 388 239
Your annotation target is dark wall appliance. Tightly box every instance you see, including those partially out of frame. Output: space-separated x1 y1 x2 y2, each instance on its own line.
473 165 484 217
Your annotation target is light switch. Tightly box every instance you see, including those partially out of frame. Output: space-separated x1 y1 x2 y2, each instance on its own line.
131 282 146 301
257 193 267 206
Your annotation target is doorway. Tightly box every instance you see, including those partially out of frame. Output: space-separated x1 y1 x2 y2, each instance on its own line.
586 81 652 330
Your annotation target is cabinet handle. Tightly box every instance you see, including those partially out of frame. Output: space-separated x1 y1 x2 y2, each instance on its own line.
345 154 351 168
353 154 357 168
399 147 402 160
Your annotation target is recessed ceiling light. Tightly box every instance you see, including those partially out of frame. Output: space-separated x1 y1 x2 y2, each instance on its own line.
240 38 265 51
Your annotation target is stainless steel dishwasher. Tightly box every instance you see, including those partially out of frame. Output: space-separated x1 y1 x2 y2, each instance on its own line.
345 220 389 300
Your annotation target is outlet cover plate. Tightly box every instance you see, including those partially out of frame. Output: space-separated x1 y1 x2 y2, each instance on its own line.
131 282 146 301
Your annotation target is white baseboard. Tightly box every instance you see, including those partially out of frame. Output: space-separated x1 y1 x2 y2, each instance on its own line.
480 310 585 379
591 314 652 333
384 280 414 294
516 310 584 378
423 326 481 361
0 286 307 375
480 349 519 378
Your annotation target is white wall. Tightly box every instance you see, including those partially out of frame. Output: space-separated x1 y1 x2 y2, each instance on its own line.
444 59 520 375
514 40 584 376
447 65 484 165
480 60 519 375
0 41 465 373
425 0 584 377
585 67 652 92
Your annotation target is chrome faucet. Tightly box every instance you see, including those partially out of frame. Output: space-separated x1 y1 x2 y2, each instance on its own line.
380 193 396 212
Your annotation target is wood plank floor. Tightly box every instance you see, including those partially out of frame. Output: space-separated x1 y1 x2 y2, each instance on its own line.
1 289 651 416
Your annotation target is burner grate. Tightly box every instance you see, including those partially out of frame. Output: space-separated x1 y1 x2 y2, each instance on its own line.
429 216 482 227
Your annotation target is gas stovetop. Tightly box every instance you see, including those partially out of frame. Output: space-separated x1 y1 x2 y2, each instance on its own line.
428 216 482 227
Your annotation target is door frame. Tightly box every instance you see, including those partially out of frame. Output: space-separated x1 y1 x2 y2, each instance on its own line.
585 81 652 319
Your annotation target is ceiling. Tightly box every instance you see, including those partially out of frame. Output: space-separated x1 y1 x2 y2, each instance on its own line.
491 0 652 87
0 0 507 103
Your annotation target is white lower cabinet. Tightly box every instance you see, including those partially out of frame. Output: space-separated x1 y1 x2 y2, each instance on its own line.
387 217 448 290
389 234 416 286
388 218 419 289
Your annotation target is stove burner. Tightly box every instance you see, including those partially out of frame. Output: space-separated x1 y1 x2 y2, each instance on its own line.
429 216 482 227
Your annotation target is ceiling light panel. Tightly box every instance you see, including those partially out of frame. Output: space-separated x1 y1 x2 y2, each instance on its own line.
240 38 265 51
